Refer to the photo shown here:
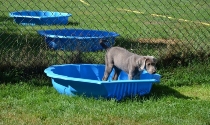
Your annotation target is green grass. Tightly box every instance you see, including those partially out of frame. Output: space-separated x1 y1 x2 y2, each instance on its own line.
0 82 210 125
1 0 210 124
159 62 210 86
1 0 210 38
1 62 210 124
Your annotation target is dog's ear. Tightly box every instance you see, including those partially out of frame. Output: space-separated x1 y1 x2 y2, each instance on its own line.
141 57 147 70
137 57 147 70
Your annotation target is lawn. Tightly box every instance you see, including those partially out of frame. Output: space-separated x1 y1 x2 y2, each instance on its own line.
0 0 210 124
0 80 210 125
1 62 210 125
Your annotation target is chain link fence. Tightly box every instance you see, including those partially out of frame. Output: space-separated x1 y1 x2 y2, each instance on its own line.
0 0 210 82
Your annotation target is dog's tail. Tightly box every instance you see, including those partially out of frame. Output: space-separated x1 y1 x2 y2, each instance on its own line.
99 39 109 50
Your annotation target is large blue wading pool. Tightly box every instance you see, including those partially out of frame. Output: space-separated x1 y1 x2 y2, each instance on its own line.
44 64 161 101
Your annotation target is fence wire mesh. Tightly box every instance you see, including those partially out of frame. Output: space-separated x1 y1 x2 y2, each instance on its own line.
0 0 210 82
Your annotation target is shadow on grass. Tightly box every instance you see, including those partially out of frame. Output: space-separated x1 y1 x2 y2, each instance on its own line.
121 84 191 102
0 51 96 86
0 15 14 22
67 21 80 26
0 65 51 86
149 84 190 99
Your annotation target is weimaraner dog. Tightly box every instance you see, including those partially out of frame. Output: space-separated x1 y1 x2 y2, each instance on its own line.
100 39 157 81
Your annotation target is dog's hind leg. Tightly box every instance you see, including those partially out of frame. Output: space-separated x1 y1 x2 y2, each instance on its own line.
112 66 121 80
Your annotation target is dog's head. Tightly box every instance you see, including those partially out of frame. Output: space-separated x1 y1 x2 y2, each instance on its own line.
137 56 157 74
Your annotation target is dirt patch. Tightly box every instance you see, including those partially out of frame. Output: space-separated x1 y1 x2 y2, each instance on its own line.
137 38 180 45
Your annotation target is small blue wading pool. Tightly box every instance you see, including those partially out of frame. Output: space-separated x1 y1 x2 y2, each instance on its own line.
9 10 72 25
44 64 161 101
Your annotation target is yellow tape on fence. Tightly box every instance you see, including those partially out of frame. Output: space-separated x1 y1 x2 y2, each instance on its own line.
117 8 210 26
78 1 210 27
80 0 90 6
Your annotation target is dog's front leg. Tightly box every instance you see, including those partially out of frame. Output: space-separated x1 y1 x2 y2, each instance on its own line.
128 74 133 80
128 71 135 80
102 64 113 81
128 68 138 80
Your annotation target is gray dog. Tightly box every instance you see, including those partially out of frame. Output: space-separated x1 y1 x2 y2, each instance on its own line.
100 40 157 81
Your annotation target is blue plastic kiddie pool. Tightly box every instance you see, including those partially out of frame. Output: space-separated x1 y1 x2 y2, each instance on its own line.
37 29 119 52
9 10 72 25
44 64 161 101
